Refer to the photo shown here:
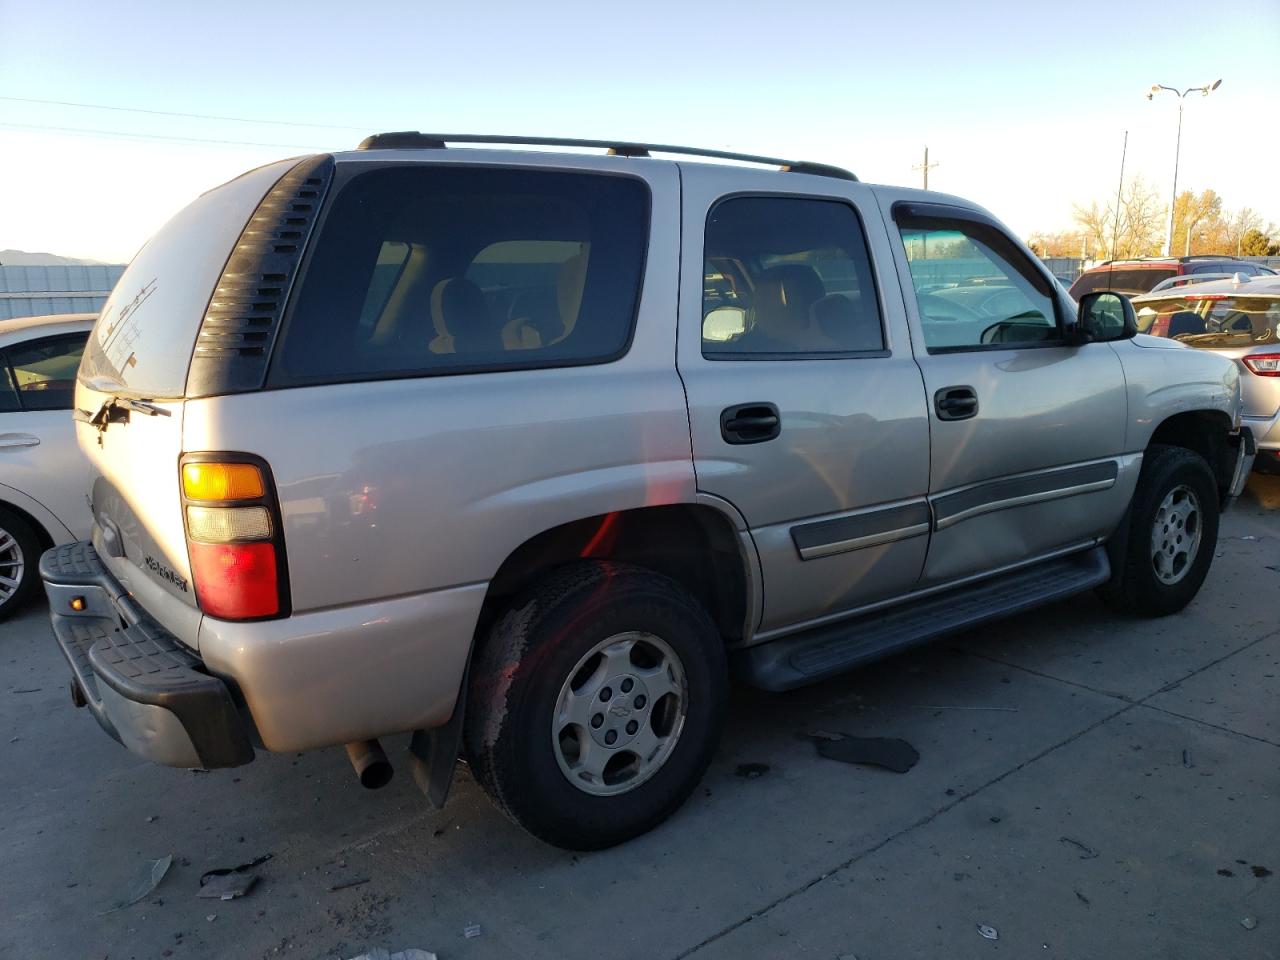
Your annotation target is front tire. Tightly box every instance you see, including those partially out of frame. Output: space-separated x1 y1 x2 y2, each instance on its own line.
1099 445 1219 617
0 507 42 621
464 562 727 850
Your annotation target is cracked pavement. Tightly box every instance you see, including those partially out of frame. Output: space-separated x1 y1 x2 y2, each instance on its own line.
2 475 1277 960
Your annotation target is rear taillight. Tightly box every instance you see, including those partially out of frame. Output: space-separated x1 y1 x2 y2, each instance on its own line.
180 456 288 620
1242 353 1280 377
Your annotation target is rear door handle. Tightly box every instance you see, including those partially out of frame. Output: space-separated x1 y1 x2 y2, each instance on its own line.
934 386 978 421
721 403 781 444
0 433 40 449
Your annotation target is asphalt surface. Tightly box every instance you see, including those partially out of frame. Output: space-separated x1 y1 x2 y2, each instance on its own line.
2 476 1277 960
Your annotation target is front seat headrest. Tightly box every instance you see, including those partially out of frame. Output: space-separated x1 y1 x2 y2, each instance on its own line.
752 264 825 340
431 277 499 353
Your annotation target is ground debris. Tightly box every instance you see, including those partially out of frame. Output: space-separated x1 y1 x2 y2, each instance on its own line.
330 877 372 892
99 854 172 914
1060 836 1100 860
977 922 999 940
735 763 769 779
1182 749 1193 768
464 922 482 939
1251 865 1272 878
345 950 437 960
806 733 919 773
1241 916 1257 930
197 852 270 900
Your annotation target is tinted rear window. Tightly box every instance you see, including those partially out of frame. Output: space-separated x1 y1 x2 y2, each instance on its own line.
268 166 650 386
1134 294 1280 348
1071 267 1176 297
78 159 297 399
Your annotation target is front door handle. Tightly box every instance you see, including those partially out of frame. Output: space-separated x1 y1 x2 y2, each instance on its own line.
934 386 978 421
721 402 781 444
0 433 40 449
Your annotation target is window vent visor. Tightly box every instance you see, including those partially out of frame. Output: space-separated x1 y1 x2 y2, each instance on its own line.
187 154 335 398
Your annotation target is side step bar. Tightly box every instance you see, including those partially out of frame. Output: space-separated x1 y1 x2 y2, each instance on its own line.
738 546 1110 691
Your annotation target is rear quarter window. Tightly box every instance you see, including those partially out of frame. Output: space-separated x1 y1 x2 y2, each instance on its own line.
78 159 299 399
267 166 650 386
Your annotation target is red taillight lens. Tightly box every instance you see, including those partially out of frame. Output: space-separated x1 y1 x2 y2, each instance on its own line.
187 541 280 619
1242 353 1280 377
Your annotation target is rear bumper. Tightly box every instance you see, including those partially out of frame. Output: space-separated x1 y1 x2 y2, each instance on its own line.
39 542 253 769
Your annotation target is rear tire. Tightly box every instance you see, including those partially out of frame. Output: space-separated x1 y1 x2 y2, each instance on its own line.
0 507 42 621
1099 445 1219 617
464 561 727 850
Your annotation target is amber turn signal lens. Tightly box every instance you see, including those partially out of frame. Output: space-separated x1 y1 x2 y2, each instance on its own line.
182 462 265 502
70 596 86 612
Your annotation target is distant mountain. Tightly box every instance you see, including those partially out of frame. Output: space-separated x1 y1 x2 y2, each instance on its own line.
0 249 108 266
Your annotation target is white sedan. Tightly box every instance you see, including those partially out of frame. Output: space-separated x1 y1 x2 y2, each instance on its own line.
0 313 97 618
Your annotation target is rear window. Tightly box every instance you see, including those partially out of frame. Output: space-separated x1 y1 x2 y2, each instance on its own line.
1134 294 1280 348
268 166 650 386
78 159 298 399
1071 267 1177 297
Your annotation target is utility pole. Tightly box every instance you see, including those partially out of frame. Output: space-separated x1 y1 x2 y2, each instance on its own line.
912 146 939 190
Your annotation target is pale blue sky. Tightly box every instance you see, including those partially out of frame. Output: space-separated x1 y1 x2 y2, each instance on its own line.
2 0 1277 261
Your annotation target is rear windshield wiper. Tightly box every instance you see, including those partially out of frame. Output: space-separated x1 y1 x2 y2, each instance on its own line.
74 396 172 441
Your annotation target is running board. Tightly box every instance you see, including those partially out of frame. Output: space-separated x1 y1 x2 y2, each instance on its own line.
737 547 1110 691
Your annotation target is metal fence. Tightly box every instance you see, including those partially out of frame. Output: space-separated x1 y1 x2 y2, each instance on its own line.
0 264 126 320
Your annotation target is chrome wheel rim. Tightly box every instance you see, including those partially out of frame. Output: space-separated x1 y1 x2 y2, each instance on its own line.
1151 484 1202 585
0 525 24 606
551 631 688 797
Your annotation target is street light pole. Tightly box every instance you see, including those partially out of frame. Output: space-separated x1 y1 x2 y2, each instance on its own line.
1148 80 1221 257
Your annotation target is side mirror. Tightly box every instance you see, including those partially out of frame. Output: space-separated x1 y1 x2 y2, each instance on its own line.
1074 291 1137 344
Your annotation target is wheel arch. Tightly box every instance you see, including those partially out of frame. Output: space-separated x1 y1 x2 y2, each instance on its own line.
1146 409 1237 499
476 502 757 651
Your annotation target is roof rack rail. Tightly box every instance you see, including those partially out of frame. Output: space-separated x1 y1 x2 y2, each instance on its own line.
355 132 858 181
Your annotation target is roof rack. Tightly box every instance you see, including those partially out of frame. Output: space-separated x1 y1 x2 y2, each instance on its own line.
1147 272 1248 293
355 132 858 181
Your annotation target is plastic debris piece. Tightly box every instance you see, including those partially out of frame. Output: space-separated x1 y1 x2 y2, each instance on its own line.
977 923 999 940
197 872 258 900
99 854 172 914
1059 836 1100 860
735 763 769 779
1241 917 1257 930
345 950 438 960
464 923 482 939
810 734 919 773
206 914 217 922
1182 750 1193 768
329 877 371 892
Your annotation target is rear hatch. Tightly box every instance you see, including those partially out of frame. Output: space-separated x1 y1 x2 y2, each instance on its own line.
1132 290 1280 418
74 158 305 645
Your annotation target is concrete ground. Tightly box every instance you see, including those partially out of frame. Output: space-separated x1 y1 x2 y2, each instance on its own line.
3 477 1277 960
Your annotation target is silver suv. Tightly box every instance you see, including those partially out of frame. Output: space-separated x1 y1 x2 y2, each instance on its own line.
41 134 1255 850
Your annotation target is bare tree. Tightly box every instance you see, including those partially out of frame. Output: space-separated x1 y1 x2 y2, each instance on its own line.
1072 175 1165 259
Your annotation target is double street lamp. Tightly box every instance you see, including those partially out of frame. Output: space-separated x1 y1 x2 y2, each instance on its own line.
1147 79 1222 256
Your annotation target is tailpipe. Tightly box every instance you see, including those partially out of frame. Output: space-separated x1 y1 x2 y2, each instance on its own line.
345 739 393 789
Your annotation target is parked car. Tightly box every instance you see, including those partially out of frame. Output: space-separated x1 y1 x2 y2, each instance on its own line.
1132 274 1280 473
0 313 95 618
41 135 1254 850
1069 256 1277 300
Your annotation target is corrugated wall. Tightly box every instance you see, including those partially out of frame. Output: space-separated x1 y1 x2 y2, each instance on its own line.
0 264 126 320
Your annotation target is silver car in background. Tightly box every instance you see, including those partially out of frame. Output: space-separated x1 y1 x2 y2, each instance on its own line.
1132 275 1280 473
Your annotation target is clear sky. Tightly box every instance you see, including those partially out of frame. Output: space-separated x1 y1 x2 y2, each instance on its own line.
2 0 1277 263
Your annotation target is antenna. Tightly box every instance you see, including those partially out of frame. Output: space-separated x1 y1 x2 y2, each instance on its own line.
1108 130 1128 291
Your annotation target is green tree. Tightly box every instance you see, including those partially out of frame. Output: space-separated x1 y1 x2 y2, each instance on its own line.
1239 228 1278 257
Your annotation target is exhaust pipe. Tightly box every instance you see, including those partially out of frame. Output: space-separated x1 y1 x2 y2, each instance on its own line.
345 739 393 789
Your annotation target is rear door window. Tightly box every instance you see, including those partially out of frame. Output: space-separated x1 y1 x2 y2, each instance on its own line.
701 197 885 357
269 167 650 386
1071 267 1177 296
